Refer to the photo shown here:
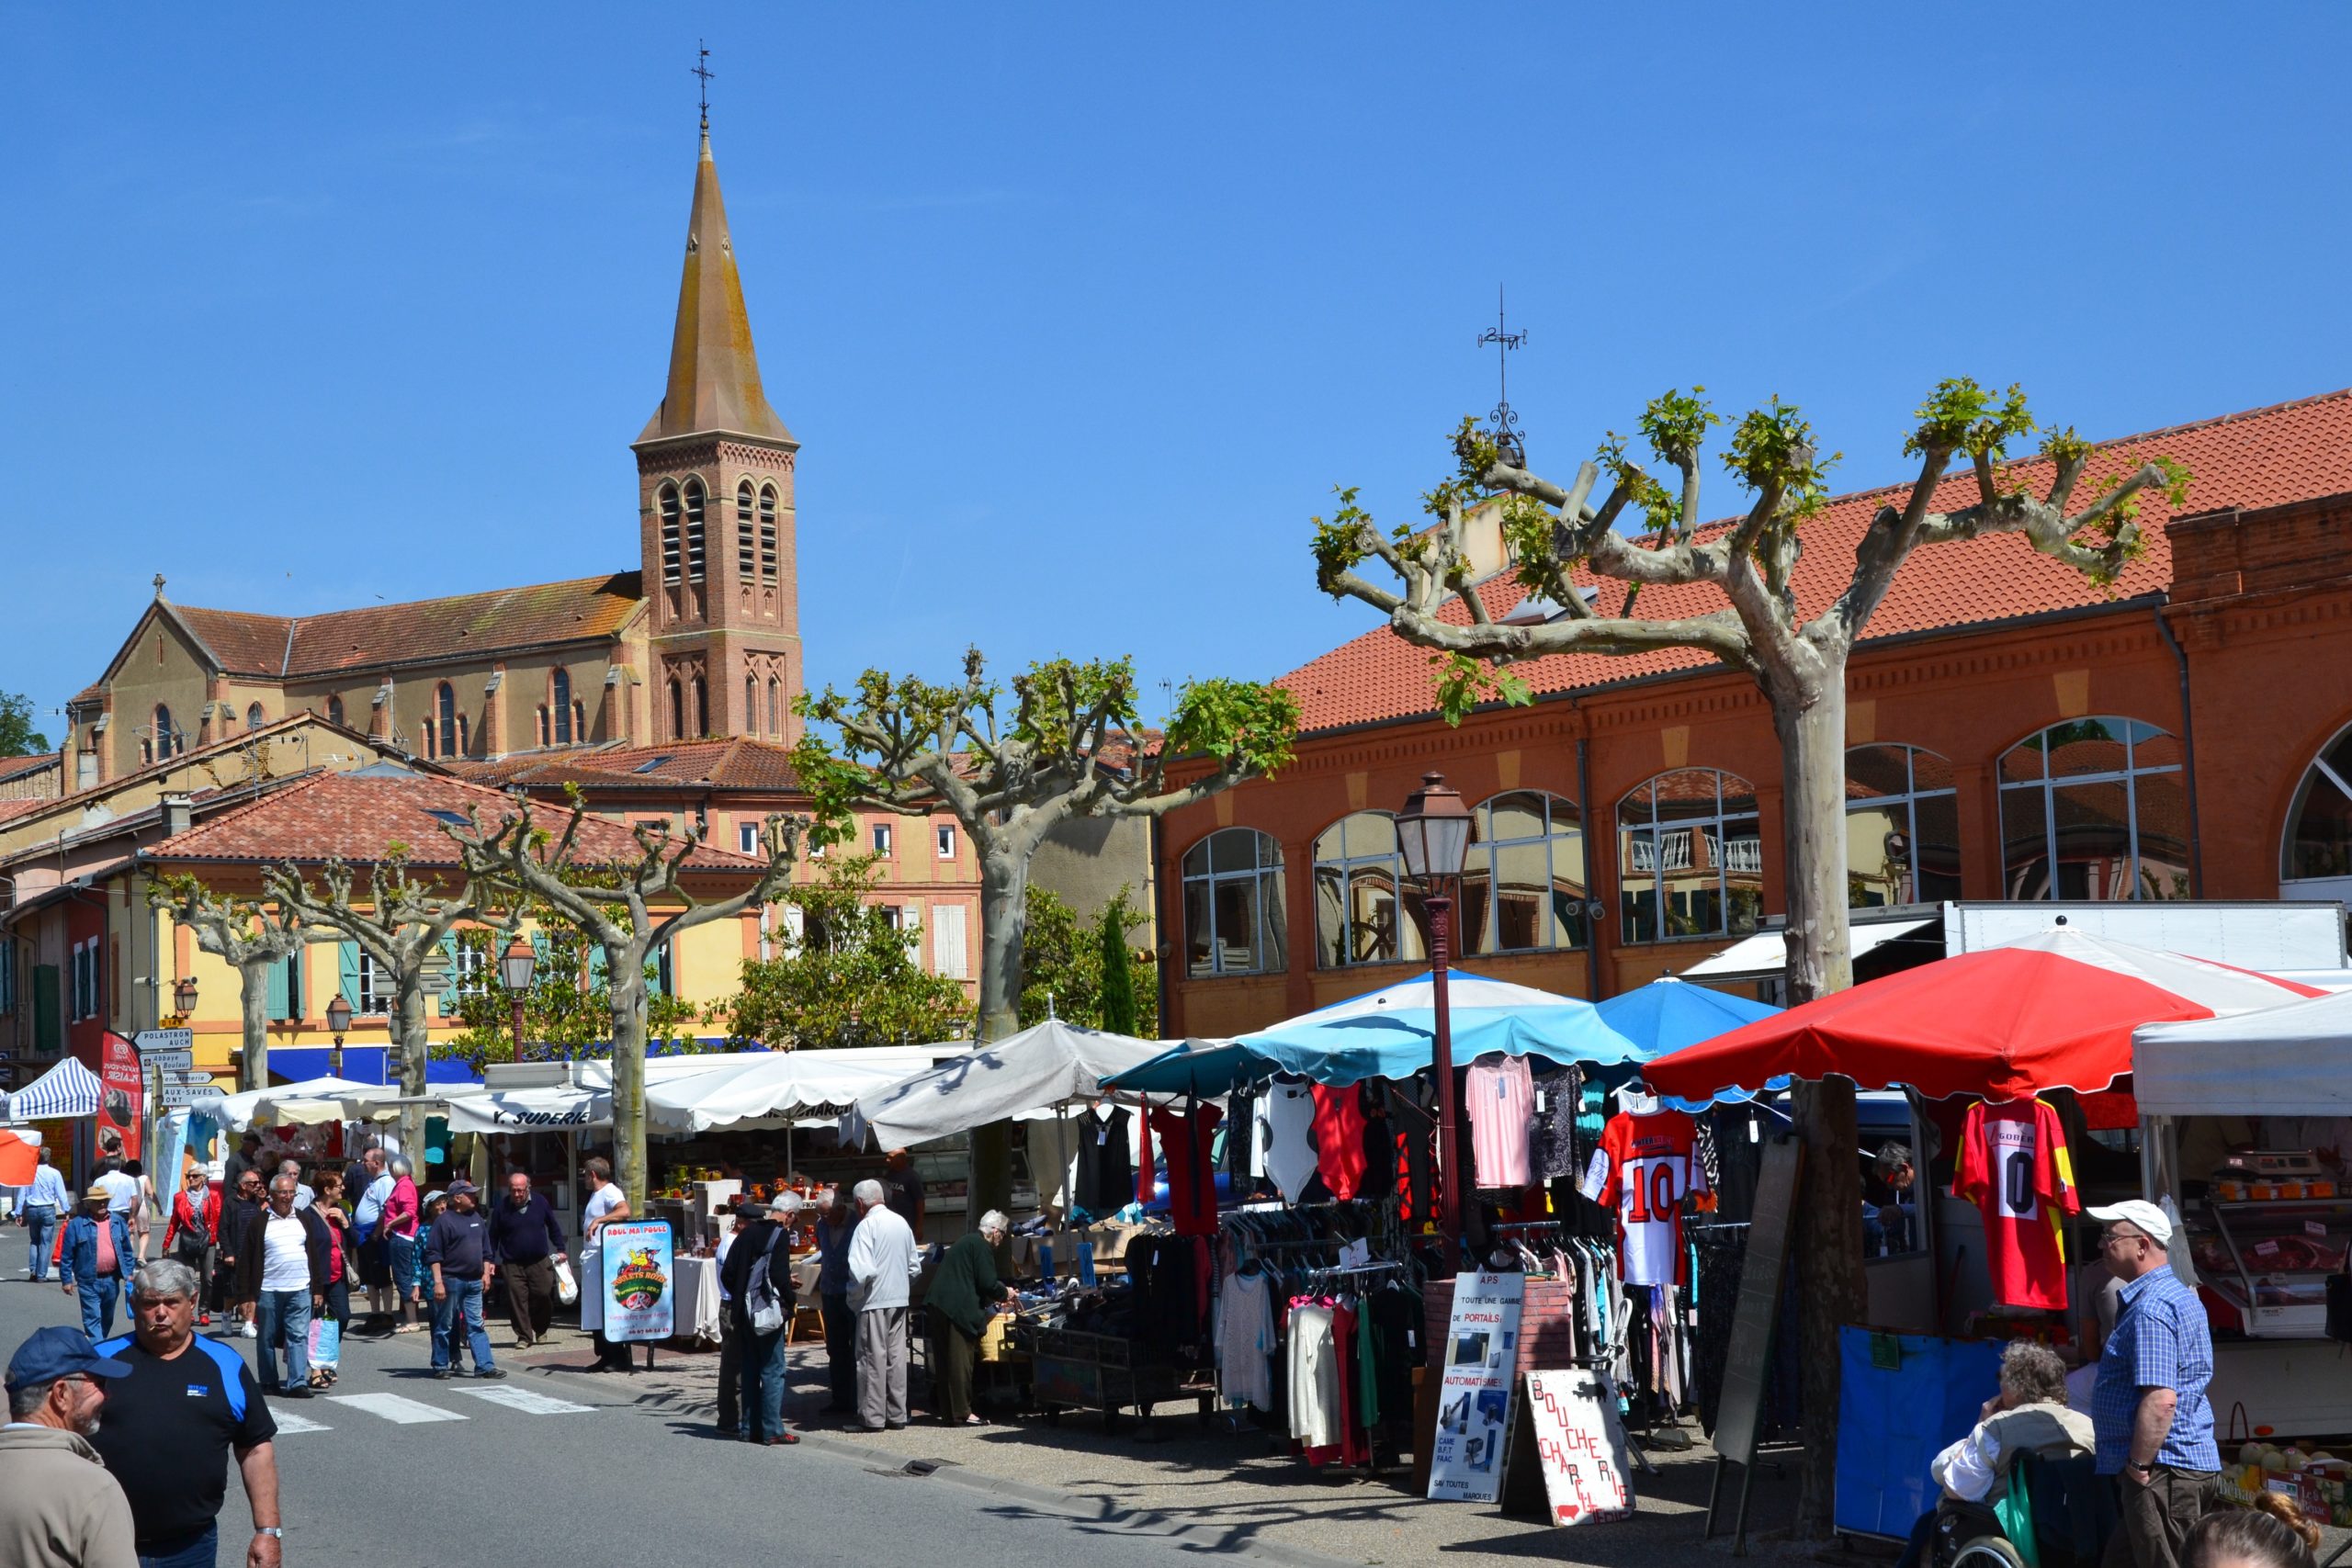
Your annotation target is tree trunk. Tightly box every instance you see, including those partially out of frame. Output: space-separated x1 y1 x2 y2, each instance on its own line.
237 964 271 1093
609 969 649 1211
1773 657 1867 1539
966 839 1032 1234
976 840 1029 1043
394 973 430 1170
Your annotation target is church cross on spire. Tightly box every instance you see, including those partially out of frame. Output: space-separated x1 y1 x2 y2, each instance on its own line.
694 40 714 133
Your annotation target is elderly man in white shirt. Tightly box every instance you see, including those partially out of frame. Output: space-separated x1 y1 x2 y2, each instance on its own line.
844 1179 922 1431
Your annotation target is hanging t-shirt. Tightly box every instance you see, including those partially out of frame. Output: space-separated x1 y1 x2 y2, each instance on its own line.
1586 1109 1709 1287
1259 1081 1318 1204
1953 1099 2079 1311
1073 1106 1136 1215
1465 1055 1535 1189
1310 1084 1369 1201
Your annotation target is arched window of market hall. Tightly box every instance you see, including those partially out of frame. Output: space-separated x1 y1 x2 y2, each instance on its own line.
1846 745 1961 908
2282 722 2352 903
1616 769 1763 943
1180 829 1286 977
1997 717 2188 900
1463 790 1586 953
1313 812 1430 968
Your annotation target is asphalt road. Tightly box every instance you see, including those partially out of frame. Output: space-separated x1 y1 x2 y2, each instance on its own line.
0 1268 1238 1568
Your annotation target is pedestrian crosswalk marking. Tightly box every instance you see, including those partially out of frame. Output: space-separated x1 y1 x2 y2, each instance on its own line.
325 1392 467 1424
272 1413 332 1435
452 1385 594 1416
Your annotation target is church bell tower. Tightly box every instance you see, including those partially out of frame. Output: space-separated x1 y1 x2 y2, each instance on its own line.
632 104 802 745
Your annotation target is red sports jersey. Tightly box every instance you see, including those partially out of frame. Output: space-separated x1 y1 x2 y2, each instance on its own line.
1953 1099 2079 1311
1589 1111 1709 1287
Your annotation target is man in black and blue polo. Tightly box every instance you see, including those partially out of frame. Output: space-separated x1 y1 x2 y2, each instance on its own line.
89 1258 282 1568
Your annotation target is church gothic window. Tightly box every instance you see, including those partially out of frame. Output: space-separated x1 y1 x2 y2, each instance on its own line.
758 486 779 583
434 682 458 758
669 681 685 742
737 482 756 581
683 479 707 582
658 484 683 587
552 670 573 745
152 705 176 761
766 677 780 737
326 694 345 728
246 702 266 731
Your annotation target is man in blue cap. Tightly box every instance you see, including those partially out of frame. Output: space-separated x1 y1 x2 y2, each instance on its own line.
0 1325 139 1568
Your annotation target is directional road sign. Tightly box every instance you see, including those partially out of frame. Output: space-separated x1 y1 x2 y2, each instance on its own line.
134 1029 194 1055
162 1069 216 1086
160 1084 221 1107
140 1049 195 1072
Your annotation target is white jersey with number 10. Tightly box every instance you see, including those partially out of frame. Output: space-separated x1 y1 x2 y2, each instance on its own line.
1591 1111 1707 1288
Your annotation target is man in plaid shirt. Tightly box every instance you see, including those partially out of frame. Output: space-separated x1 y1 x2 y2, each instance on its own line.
2087 1200 2217 1568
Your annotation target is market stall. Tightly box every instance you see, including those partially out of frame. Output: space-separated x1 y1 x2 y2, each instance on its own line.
2135 987 2352 1444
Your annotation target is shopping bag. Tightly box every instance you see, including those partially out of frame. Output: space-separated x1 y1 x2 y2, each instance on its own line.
553 1257 580 1306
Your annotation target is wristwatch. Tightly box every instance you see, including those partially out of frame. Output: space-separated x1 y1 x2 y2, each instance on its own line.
2127 1462 2154 1480
257 1527 284 1539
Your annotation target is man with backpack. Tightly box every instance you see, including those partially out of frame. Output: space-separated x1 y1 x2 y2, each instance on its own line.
718 1194 800 1447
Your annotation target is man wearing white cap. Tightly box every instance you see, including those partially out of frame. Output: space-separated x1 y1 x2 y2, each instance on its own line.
2086 1198 2217 1568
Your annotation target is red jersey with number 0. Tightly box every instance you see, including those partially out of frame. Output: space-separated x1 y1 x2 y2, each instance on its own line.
1595 1111 1708 1287
1953 1099 2079 1311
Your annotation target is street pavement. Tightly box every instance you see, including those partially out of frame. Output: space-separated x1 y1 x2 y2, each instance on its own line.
0 1272 1296 1568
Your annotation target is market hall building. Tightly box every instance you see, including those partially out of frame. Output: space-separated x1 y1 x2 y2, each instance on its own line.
1157 388 2352 1038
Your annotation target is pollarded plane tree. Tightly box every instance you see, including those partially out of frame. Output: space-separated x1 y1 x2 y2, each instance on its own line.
792 652 1298 1220
446 799 806 1208
266 852 490 1161
149 878 306 1094
1311 379 2188 1530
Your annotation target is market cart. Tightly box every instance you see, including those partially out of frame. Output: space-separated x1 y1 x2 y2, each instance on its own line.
1017 1322 1211 1434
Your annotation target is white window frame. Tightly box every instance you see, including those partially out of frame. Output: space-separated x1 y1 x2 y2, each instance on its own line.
1997 717 2187 902
739 823 759 855
355 950 395 1016
936 822 956 859
872 822 893 857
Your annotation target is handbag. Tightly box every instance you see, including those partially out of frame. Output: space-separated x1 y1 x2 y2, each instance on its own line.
553 1256 580 1307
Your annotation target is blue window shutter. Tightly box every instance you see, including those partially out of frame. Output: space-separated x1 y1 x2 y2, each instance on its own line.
339 942 362 1010
266 955 289 1020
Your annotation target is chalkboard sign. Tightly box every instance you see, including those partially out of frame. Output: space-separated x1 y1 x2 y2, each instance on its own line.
1705 1136 1803 1551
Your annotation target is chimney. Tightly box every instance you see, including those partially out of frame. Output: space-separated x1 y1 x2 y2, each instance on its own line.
160 794 193 840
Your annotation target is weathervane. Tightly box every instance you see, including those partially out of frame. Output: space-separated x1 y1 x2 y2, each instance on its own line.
694 40 715 132
1476 286 1528 468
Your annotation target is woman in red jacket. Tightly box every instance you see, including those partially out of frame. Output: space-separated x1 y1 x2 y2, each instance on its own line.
163 1165 222 1325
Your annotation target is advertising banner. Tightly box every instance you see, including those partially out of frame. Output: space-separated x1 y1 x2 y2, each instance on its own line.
97 1033 143 1163
599 1220 675 1343
1525 1369 1637 1526
1427 1268 1528 1503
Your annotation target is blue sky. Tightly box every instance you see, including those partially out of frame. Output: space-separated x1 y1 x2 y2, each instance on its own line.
4 6 2349 739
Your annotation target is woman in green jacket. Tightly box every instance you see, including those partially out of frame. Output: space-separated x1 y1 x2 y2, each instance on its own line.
927 1209 1012 1425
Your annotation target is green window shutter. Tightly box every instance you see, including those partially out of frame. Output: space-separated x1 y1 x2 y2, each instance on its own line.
652 943 672 998
32 965 60 1055
586 945 609 987
430 934 458 1018
339 942 362 1010
266 955 290 1020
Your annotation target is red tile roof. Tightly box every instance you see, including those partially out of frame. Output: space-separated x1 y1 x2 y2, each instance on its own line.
147 767 766 874
0 753 60 784
445 739 805 794
168 572 644 679
1285 388 2352 733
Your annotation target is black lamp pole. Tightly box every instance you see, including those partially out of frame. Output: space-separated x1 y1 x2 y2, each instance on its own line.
1398 771 1475 1248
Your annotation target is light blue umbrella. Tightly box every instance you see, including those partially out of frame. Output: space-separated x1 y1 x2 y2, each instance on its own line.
1596 976 1788 1109
1106 970 1644 1095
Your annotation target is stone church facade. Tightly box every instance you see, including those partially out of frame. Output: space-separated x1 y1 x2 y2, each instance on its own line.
60 122 805 789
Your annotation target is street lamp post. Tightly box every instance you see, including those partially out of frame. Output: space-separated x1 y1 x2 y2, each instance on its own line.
500 935 537 1061
171 975 198 1021
326 992 353 1079
1397 771 1475 1247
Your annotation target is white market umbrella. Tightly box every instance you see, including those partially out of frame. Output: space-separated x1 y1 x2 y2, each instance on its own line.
843 1019 1179 1149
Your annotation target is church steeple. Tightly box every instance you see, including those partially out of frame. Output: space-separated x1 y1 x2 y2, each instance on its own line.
637 123 793 446
629 74 804 750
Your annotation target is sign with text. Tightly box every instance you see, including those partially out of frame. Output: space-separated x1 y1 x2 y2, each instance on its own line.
140 1049 194 1072
133 1029 194 1055
1526 1370 1636 1526
160 1085 220 1107
1426 1268 1527 1504
599 1220 675 1343
97 1033 143 1162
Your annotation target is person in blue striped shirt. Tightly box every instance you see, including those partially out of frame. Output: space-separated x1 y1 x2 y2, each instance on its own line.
2088 1200 2218 1568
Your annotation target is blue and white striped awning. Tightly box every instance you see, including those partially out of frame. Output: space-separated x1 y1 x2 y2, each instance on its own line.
3 1057 104 1120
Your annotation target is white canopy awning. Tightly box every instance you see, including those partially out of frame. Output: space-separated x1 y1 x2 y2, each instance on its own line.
2134 988 2352 1117
436 1047 956 1136
1683 918 1936 980
842 1020 1185 1149
187 1077 379 1134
